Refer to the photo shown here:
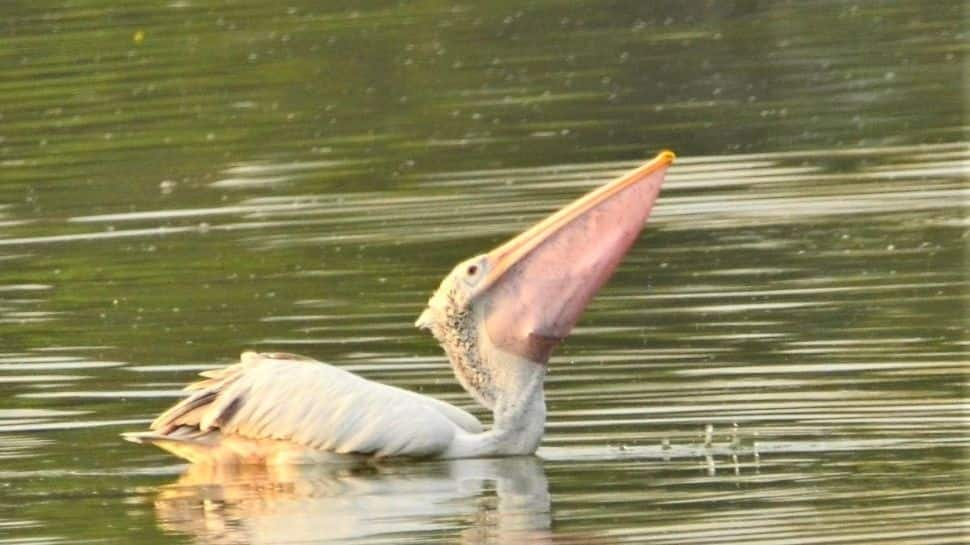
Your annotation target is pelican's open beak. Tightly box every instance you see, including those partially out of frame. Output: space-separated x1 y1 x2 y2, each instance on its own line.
477 150 675 364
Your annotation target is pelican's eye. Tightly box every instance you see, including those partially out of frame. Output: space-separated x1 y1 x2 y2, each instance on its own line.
460 258 486 288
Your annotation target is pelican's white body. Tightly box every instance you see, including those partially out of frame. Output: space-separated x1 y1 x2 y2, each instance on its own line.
125 350 546 462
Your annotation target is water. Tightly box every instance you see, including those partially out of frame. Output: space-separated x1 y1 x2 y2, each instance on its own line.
1 1 966 544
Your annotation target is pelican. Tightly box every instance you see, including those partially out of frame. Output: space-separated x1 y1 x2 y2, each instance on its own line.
123 150 675 463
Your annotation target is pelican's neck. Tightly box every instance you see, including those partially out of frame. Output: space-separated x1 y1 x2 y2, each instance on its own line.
444 348 547 458
490 348 547 433
433 296 548 458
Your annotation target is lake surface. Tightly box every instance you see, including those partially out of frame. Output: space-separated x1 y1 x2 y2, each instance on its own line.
0 1 966 544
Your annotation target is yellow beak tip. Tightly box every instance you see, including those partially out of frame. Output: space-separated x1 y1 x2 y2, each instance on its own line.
658 149 676 164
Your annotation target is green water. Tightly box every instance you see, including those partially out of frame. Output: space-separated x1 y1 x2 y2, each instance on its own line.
0 1 966 544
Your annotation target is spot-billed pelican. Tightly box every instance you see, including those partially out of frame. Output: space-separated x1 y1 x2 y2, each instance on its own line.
123 150 675 463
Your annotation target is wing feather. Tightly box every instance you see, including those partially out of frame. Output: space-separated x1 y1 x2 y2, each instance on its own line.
149 351 482 458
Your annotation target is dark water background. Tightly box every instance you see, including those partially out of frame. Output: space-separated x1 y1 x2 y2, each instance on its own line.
0 1 966 544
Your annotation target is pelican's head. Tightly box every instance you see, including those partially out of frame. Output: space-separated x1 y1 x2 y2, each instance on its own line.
416 151 675 403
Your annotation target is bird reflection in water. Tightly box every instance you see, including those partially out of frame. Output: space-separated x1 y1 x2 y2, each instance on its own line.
150 456 597 545
151 430 760 544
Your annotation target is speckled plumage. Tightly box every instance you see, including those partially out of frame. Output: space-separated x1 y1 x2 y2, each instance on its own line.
432 286 496 409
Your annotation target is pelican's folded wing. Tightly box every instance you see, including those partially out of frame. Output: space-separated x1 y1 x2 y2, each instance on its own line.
137 351 482 458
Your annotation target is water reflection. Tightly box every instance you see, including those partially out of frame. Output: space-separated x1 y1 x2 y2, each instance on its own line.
154 457 555 545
